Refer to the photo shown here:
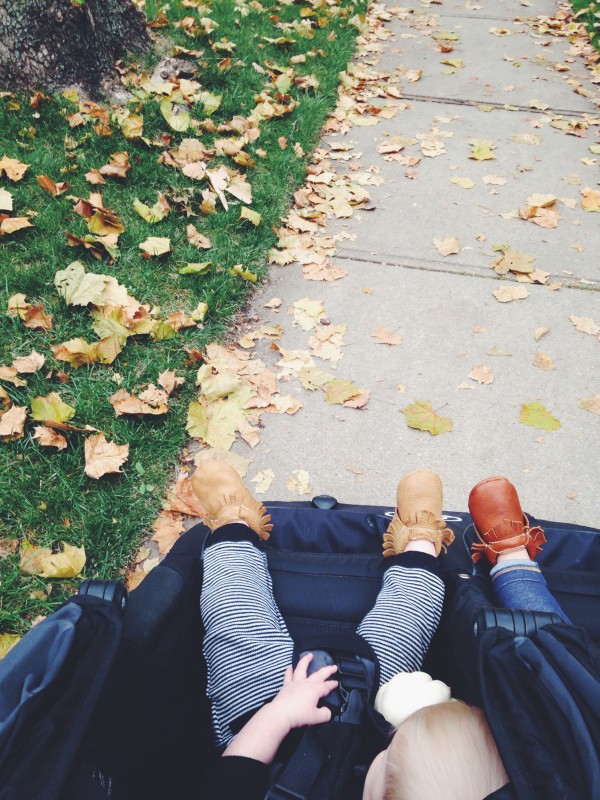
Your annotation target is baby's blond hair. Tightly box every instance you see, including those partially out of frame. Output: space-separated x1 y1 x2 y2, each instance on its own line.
383 701 508 800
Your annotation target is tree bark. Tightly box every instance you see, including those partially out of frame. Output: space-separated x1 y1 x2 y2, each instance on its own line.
0 0 151 97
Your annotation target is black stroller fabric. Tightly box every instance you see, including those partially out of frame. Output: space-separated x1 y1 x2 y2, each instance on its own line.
0 499 599 800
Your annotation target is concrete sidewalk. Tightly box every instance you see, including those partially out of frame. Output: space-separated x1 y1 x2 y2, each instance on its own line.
235 0 600 526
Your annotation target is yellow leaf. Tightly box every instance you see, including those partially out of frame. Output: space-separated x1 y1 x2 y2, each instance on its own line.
98 151 130 180
31 392 76 423
287 469 312 495
187 224 212 249
402 400 453 435
33 425 68 449
231 264 258 282
179 262 211 275
95 335 123 365
323 379 364 405
298 366 333 390
581 187 600 212
54 262 129 307
51 338 98 368
251 469 275 494
0 634 21 659
133 194 170 224
118 111 144 140
491 249 535 275
19 542 86 578
520 402 560 431
469 139 496 161
84 433 129 478
240 206 262 226
139 237 171 256
450 176 474 189
160 100 190 132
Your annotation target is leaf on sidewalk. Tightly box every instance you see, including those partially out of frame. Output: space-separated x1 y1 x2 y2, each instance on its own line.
493 285 529 303
579 393 600 416
468 365 494 384
520 402 560 431
402 400 453 435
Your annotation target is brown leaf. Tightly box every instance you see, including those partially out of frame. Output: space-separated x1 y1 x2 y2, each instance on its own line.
570 315 600 336
85 169 106 185
51 338 98 368
468 365 494 384
493 285 529 303
1 216 33 235
187 224 212 249
533 351 555 370
98 151 130 180
0 365 27 386
579 393 600 415
33 425 68 449
36 175 70 196
372 327 402 345
0 155 29 181
109 387 169 416
158 370 185 395
84 433 129 479
433 236 460 256
151 512 185 554
534 327 550 341
13 350 45 374
0 405 27 439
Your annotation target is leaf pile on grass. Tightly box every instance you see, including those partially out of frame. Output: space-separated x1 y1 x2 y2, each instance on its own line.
0 0 368 635
570 0 600 49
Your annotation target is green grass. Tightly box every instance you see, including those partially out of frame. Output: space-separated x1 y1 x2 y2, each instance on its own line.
0 0 367 634
571 0 600 49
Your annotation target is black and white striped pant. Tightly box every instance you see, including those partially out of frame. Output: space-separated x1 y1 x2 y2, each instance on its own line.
201 525 444 747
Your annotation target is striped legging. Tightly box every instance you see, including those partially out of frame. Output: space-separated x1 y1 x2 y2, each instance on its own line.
201 527 445 747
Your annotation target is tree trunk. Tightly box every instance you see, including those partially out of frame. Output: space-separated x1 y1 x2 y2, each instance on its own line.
0 0 151 97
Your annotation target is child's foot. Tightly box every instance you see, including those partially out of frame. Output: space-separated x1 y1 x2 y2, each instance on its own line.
191 461 273 539
468 476 546 566
383 469 455 557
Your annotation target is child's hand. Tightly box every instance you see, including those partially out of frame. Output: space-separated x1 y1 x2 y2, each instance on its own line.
222 653 338 764
270 652 339 730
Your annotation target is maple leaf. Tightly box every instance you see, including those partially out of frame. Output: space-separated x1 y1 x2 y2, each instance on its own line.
469 139 496 161
54 262 129 307
491 249 535 275
33 425 68 450
451 176 474 189
240 206 262 226
0 365 27 386
287 469 312 495
251 469 275 495
31 392 76 424
13 350 45 374
19 542 85 578
51 338 98 368
158 370 185 395
579 393 600 416
0 405 27 440
99 151 131 180
323 379 363 405
0 155 29 181
520 402 560 431
163 473 205 517
151 512 185 554
84 433 129 478
402 400 453 435
133 194 170 224
109 387 169 416
298 365 333 390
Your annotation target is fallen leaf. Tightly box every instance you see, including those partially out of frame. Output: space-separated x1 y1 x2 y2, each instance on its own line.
0 188 13 210
36 175 70 196
579 393 600 415
33 425 68 449
1 216 33 235
323 379 364 405
433 236 460 256
133 194 170 224
491 249 535 275
251 468 275 494
158 370 185 395
534 327 550 341
139 237 171 256
31 392 76 424
0 634 21 659
0 405 27 439
520 402 560 431
240 206 262 226
160 100 190 132
84 433 129 478
109 387 169 416
451 176 475 189
19 542 86 578
151 512 185 554
99 151 130 180
187 224 212 249
291 298 324 331
570 315 600 336
487 346 512 356
12 350 45 374
402 400 453 435
469 139 496 161
0 365 27 386
533 351 555 370
265 298 282 309
372 327 402 345
581 187 600 212
179 262 211 275
287 469 312 495
468 365 494 384
493 285 529 303
51 338 98 368
483 175 507 185
231 264 257 282
0 155 29 181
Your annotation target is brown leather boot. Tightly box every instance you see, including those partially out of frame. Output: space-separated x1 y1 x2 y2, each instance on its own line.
191 461 273 540
469 476 546 565
383 469 455 557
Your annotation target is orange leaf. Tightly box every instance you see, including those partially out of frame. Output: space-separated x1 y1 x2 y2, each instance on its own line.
151 512 185 554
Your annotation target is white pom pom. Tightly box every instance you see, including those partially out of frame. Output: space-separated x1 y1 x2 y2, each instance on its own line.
375 672 452 727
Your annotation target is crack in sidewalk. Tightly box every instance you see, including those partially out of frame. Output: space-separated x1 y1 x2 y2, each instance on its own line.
399 92 592 117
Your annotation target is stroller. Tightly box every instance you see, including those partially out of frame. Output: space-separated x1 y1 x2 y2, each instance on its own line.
1 495 600 800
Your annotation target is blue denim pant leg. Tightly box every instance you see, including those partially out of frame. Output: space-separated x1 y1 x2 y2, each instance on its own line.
490 559 571 623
